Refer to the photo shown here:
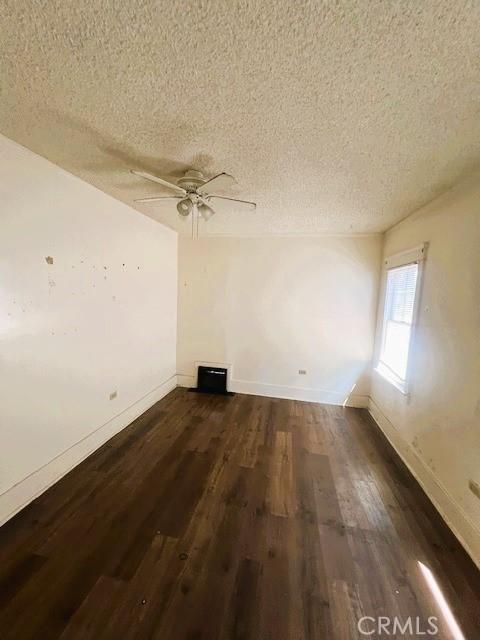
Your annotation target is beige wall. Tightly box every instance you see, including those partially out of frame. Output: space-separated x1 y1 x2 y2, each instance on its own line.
370 173 480 567
0 135 177 525
178 235 382 406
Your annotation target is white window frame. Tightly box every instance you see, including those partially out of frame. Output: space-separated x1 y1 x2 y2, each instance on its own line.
375 243 427 395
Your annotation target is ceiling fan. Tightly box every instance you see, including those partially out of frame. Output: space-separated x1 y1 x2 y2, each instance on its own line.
131 169 256 237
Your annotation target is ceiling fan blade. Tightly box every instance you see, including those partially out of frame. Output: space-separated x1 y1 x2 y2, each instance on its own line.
197 172 236 195
208 195 256 211
134 196 182 203
131 170 186 195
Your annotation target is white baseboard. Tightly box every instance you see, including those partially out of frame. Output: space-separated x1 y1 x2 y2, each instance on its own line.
177 374 368 408
231 379 369 407
368 397 480 570
0 375 177 528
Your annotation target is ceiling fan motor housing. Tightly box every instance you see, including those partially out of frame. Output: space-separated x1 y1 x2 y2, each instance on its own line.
177 169 206 192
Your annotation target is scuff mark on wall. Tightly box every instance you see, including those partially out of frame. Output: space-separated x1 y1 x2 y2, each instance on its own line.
45 256 53 264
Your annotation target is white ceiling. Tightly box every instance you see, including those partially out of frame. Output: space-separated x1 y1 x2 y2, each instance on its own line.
1 1 479 235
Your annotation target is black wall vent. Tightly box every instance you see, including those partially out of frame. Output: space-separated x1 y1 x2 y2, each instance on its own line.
191 366 233 396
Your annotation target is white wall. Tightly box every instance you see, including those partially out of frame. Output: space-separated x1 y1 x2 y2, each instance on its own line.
370 173 480 567
178 235 382 406
0 135 177 524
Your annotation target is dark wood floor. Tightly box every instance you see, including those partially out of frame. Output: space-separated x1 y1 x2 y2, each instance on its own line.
0 388 479 639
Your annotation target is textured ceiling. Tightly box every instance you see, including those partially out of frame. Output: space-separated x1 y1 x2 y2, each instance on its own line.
1 1 480 235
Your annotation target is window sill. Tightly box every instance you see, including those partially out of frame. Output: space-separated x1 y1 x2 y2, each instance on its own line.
374 363 409 396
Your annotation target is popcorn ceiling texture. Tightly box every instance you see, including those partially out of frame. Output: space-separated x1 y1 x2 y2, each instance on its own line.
1 0 479 235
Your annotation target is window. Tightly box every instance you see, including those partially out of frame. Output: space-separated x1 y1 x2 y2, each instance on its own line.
377 245 426 393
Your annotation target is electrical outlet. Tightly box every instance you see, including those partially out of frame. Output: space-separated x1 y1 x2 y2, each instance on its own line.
109 391 118 400
298 369 307 375
469 479 480 500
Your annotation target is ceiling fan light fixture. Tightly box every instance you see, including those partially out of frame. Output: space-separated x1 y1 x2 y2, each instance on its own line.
198 201 215 221
177 198 192 217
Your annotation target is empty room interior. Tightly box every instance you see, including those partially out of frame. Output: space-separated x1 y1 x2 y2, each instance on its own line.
1 2 480 639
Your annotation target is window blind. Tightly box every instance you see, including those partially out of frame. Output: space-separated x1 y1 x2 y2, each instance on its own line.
385 264 418 324
380 262 419 382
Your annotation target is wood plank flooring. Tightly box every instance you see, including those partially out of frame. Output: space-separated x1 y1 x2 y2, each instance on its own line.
0 388 479 639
